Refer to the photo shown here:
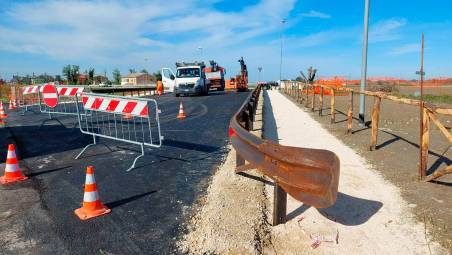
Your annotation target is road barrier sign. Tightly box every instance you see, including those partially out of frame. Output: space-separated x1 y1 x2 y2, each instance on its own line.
75 93 163 172
42 84 59 108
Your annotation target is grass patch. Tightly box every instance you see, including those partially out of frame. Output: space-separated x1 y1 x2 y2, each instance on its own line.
392 93 452 105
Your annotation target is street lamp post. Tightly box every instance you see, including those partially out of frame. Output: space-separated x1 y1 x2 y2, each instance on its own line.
359 0 370 124
198 46 203 60
279 19 286 86
258 67 262 83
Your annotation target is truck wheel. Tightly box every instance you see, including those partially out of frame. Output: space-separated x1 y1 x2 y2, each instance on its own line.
175 93 180 97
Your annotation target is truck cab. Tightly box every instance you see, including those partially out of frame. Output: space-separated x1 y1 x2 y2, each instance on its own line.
162 62 210 97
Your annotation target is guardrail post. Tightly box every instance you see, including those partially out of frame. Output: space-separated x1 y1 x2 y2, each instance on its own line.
370 96 381 151
305 84 309 107
330 89 336 123
273 182 287 226
319 87 324 116
347 91 354 134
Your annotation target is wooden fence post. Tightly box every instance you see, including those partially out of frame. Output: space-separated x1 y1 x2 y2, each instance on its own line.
319 87 324 116
370 96 381 151
305 85 310 107
420 107 430 179
311 86 316 112
273 182 287 226
330 89 336 123
347 92 353 134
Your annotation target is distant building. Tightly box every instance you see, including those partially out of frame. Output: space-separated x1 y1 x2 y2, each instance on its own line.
93 75 108 85
121 73 152 85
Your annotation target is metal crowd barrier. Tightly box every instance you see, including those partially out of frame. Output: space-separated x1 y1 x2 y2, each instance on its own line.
17 85 43 115
75 92 163 171
39 86 86 118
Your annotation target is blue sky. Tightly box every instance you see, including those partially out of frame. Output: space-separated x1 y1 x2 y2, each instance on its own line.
0 0 451 81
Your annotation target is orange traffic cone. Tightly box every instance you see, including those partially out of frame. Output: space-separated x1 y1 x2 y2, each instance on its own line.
177 102 186 119
0 144 28 184
8 99 14 110
74 166 111 220
123 113 133 120
0 102 8 119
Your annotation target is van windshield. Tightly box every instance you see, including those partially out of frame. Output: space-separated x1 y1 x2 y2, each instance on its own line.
176 68 200 78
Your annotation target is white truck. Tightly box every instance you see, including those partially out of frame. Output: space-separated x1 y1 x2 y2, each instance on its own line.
162 62 210 97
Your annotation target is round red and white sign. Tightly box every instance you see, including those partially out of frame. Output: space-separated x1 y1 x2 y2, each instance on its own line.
42 84 59 108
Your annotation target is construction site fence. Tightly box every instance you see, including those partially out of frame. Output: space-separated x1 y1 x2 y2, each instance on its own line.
281 82 452 182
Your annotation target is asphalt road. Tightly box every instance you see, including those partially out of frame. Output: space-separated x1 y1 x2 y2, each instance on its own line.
1 90 249 254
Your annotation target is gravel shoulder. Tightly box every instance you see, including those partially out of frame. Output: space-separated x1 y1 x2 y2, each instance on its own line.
263 90 448 254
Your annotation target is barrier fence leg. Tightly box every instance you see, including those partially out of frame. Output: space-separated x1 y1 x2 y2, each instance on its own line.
76 135 96 159
273 182 287 226
127 143 145 172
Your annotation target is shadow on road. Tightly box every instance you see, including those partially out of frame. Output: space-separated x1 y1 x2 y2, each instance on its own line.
163 139 221 153
105 190 158 209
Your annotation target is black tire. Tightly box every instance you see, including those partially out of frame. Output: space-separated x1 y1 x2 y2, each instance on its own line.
175 93 180 97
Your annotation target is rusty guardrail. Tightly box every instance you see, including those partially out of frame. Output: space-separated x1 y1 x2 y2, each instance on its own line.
229 84 340 225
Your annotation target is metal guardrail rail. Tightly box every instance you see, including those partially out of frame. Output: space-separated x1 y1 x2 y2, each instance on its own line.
229 84 340 225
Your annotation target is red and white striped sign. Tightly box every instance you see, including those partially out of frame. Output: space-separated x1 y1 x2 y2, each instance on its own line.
82 94 149 117
22 85 40 95
57 86 84 97
42 84 59 108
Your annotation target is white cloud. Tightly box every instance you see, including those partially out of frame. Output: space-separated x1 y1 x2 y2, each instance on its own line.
301 10 331 19
388 43 420 56
369 18 407 43
0 0 296 62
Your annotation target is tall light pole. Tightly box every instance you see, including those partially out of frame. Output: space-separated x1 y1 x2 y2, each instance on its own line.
279 19 286 85
258 67 263 83
359 0 370 124
198 46 203 60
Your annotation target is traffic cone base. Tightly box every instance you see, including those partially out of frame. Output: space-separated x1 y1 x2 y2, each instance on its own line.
0 144 28 185
74 204 111 220
0 175 28 184
75 166 111 220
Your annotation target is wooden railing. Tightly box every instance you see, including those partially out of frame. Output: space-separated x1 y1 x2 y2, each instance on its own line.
281 81 451 182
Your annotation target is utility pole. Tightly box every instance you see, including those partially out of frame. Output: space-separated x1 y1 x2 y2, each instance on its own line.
279 19 286 86
359 0 370 124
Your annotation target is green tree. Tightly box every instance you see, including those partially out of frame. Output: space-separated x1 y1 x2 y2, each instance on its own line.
62 65 80 84
129 68 136 74
140 69 148 74
112 69 121 85
88 68 95 85
153 71 162 81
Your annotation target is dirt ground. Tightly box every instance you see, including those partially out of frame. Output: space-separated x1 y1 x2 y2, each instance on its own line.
282 87 451 252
